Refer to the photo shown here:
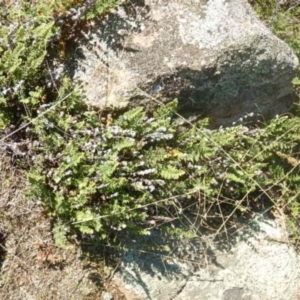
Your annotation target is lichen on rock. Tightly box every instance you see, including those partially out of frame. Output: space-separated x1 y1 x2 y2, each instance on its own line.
73 0 299 126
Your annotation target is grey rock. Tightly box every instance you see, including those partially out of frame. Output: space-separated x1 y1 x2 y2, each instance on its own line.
73 0 298 126
112 214 300 300
101 291 114 300
223 287 246 300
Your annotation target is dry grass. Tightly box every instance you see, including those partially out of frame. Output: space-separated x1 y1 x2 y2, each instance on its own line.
0 149 108 300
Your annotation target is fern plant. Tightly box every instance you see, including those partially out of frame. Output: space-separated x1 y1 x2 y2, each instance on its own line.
2 0 300 249
0 2 56 128
26 76 300 247
0 0 122 129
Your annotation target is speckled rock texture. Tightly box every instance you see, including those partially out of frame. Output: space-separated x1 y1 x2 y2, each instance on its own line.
73 0 299 126
110 214 300 300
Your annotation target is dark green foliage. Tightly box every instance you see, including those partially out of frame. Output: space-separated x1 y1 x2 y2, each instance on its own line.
0 0 122 129
26 80 300 246
84 0 124 19
1 0 300 248
0 2 56 128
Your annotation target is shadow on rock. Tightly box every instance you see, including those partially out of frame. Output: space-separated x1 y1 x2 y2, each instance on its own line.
0 231 6 272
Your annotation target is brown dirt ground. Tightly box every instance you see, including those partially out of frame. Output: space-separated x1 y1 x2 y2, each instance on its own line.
0 149 127 300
